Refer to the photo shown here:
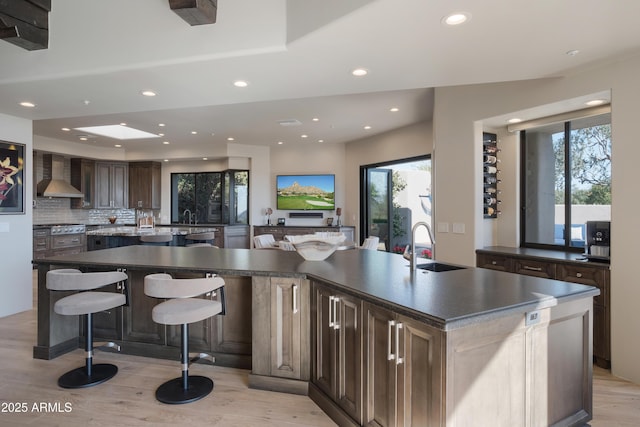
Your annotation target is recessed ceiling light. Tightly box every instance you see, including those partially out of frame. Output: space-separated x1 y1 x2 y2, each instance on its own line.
158 123 165 127
158 133 165 137
163 141 170 145
566 49 580 56
351 68 369 77
233 80 249 88
364 125 372 130
301 134 308 138
312 118 319 122
141 90 157 97
191 131 197 135
508 118 522 124
79 136 88 141
390 107 399 112
442 12 471 26
20 101 36 108
202 157 208 161
120 122 127 126
227 137 235 141
83 100 90 105
114 144 122 148
318 139 324 143
163 159 169 162
277 141 284 145
586 99 606 106
61 127 70 131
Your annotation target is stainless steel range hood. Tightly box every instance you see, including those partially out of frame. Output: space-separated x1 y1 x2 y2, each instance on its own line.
36 154 83 198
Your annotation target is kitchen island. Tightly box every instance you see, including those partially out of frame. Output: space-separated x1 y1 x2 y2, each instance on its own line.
33 246 598 426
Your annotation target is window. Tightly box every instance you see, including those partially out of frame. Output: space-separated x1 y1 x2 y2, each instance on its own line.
171 170 249 225
521 113 611 250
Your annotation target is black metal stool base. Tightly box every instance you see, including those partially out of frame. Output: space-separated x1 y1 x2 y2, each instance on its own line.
57 363 118 389
155 375 213 404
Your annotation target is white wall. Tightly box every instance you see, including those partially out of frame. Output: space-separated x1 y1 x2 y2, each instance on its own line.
0 113 33 317
345 121 432 240
433 55 640 383
269 142 346 227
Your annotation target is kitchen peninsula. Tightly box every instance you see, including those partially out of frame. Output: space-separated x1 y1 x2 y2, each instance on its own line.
33 247 598 426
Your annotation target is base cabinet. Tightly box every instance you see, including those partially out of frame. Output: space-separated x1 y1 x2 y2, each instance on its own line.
251 276 310 391
476 249 611 368
363 303 443 427
312 283 362 424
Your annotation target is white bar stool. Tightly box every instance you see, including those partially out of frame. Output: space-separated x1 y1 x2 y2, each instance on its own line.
46 268 128 388
184 231 216 247
144 273 226 404
139 233 173 246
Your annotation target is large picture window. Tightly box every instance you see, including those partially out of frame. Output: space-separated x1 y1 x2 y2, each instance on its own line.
521 112 611 250
171 170 249 225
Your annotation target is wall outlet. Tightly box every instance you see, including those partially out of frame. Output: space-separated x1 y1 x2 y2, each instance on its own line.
452 223 465 234
525 310 541 326
437 222 449 233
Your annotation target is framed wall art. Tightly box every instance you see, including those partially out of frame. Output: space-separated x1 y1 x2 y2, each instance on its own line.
0 141 25 214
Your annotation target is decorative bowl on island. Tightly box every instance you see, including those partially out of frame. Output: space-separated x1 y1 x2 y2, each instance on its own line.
292 240 339 261
108 216 117 224
286 233 346 261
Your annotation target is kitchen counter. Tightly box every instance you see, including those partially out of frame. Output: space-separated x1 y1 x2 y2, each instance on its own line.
33 247 597 426
34 246 597 330
86 225 219 237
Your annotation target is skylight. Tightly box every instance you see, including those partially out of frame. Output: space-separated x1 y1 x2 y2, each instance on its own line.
74 125 159 140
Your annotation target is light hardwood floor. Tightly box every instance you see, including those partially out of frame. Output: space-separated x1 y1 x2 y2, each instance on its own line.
0 272 637 426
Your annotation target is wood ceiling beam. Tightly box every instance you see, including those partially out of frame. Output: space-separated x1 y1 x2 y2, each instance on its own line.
169 0 217 26
0 0 50 51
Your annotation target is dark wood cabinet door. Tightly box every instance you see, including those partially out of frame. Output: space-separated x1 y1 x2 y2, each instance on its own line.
313 285 336 397
270 277 302 379
476 253 512 272
513 258 555 279
122 270 164 344
96 162 128 209
210 276 252 356
336 293 362 423
364 303 397 427
129 162 161 209
396 316 443 427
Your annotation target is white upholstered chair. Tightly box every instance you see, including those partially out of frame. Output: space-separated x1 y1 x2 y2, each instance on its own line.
184 231 217 247
140 233 173 246
144 273 226 404
253 234 276 248
361 236 380 250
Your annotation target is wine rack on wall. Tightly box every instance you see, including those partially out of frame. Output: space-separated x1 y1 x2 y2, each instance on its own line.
483 132 500 218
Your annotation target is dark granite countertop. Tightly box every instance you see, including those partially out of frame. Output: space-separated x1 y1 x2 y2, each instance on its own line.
478 246 610 268
34 246 599 330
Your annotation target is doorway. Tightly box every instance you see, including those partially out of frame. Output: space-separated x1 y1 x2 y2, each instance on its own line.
360 155 432 253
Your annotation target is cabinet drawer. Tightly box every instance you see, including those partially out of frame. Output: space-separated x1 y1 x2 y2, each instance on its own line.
513 259 555 279
33 236 50 252
557 264 607 306
476 254 511 272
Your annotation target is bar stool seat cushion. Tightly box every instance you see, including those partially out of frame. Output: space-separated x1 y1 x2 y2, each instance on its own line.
54 292 126 316
153 298 222 326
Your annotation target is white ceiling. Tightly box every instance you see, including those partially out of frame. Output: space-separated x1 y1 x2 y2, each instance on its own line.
1 0 639 160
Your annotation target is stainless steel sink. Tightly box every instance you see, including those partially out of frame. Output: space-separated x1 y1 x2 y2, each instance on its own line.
415 262 466 272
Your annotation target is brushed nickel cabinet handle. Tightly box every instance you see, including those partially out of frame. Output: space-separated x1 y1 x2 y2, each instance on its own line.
292 284 298 314
523 266 542 272
491 260 497 265
328 296 334 328
387 320 396 361
395 322 404 365
576 272 583 278
332 297 340 330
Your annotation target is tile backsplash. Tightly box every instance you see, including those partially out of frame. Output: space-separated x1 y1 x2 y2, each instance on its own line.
33 152 137 225
33 197 136 225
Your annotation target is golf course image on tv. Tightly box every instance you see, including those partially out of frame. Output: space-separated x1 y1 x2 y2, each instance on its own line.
276 174 335 210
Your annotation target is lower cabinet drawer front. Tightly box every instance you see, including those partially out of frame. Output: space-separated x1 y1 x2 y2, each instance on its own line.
557 264 607 306
513 259 555 279
476 254 511 271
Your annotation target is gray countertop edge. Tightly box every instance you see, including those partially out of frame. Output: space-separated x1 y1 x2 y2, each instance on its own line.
34 247 600 331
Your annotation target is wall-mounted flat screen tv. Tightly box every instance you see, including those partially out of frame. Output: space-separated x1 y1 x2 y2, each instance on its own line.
276 174 335 210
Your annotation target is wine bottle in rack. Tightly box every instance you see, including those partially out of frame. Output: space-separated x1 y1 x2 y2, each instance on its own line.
484 206 495 216
483 154 497 164
484 165 498 174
